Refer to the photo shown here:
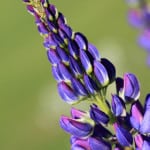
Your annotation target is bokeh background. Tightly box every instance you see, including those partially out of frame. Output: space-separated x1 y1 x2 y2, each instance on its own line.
0 0 150 150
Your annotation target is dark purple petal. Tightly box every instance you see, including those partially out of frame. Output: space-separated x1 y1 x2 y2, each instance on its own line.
60 24 73 38
115 77 123 95
83 74 98 94
69 56 83 77
58 63 72 82
88 137 111 150
114 123 133 146
51 65 63 82
74 32 88 50
88 43 100 61
101 58 116 84
37 23 49 35
90 104 109 124
56 47 69 64
57 82 78 104
60 115 93 138
80 50 93 74
47 20 57 33
58 29 68 45
111 94 126 117
71 78 88 97
140 94 150 134
71 107 87 119
123 73 140 101
48 4 58 19
134 134 143 149
68 40 79 59
130 101 143 130
57 12 67 26
138 30 150 51
94 60 109 87
47 49 61 65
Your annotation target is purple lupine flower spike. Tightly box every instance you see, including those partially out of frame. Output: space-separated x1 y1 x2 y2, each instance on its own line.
60 115 94 138
123 73 140 101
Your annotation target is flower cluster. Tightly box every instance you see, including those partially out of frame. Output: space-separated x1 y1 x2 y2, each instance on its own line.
23 0 150 149
126 0 150 66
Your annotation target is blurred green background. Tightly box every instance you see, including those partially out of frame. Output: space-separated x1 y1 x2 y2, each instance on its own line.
0 0 150 150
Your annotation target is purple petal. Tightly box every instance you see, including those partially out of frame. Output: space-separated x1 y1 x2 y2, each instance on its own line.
123 73 140 101
74 32 88 50
60 24 73 38
57 12 67 26
115 77 123 95
51 65 63 82
71 78 88 97
111 94 126 117
94 60 109 87
71 107 87 119
142 139 150 150
48 4 58 19
114 123 133 146
57 82 78 104
88 137 111 150
26 5 35 15
134 134 143 149
90 104 109 124
83 74 98 94
60 116 93 138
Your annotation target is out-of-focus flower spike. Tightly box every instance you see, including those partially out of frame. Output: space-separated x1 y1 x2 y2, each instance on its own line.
134 134 143 150
60 115 94 138
128 9 143 28
70 56 83 78
101 58 116 84
88 137 111 150
71 78 88 97
57 82 78 104
58 63 72 82
71 107 87 119
51 65 63 82
80 50 93 74
68 40 79 59
94 60 109 87
57 12 67 26
88 43 100 61
56 47 69 65
123 73 140 102
130 100 143 130
90 104 109 124
114 123 133 147
111 94 126 117
140 94 150 134
47 48 61 65
115 77 124 95
71 138 90 150
74 32 88 50
138 30 150 51
43 34 57 49
83 74 98 95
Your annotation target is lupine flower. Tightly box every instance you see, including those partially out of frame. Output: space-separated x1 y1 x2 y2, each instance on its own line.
23 0 150 149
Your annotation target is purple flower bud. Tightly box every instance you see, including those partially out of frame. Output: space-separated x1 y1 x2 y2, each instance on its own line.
58 63 72 82
115 77 123 95
83 74 98 95
68 40 79 59
47 20 57 33
138 30 150 51
71 78 88 97
56 47 69 64
71 107 87 119
58 29 68 45
57 12 67 27
60 24 73 38
71 138 90 150
111 94 126 117
37 22 49 35
80 50 93 74
43 34 57 49
90 104 109 124
130 101 143 130
140 94 150 134
123 73 140 101
94 60 109 87
128 9 143 28
74 32 88 50
88 137 111 150
60 115 93 138
47 49 61 65
114 123 133 146
57 82 78 104
48 4 58 19
88 43 100 61
134 134 143 149
101 58 116 84
26 5 35 15
51 65 63 82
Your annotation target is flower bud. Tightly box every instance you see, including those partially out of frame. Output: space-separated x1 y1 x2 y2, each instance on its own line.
71 107 87 119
